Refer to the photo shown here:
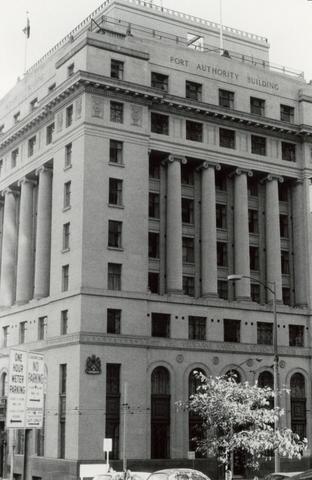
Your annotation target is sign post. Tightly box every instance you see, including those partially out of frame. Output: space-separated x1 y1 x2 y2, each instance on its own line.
103 438 112 469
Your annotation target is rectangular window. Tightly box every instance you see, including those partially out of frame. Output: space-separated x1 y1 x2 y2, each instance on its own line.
62 265 69 292
63 223 70 251
109 178 123 206
181 165 194 185
38 317 46 341
106 364 120 460
251 284 260 303
182 237 194 263
182 198 194 224
186 120 203 142
151 313 170 338
148 272 159 294
46 123 55 145
188 316 206 340
151 72 169 92
217 242 228 267
14 111 20 124
30 97 38 111
61 310 68 335
251 135 266 156
282 287 291 306
289 325 304 347
151 113 169 135
63 181 71 209
110 101 124 123
67 63 74 77
148 232 160 258
65 105 73 127
11 148 18 168
224 319 240 343
183 276 195 296
248 178 258 197
2 326 8 348
28 136 36 157
249 246 259 271
149 157 160 179
281 250 290 274
218 280 228 300
215 171 227 191
109 140 123 164
59 364 67 458
108 220 122 248
279 184 288 202
149 193 160 218
248 209 259 234
250 97 265 116
280 214 289 238
19 322 27 344
186 81 202 101
111 59 124 80
280 104 294 123
282 142 296 162
65 143 72 167
219 89 234 109
257 322 273 345
108 263 122 290
216 204 227 229
107 309 121 334
219 128 235 149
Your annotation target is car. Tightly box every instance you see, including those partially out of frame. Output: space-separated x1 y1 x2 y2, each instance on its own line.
265 472 303 480
290 471 312 480
147 468 211 480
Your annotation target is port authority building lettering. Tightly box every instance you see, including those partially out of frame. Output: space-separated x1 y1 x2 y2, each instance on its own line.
6 350 44 429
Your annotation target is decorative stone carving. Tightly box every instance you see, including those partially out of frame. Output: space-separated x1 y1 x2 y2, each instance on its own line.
213 356 219 365
91 96 104 118
75 96 82 119
279 360 286 369
85 355 101 374
130 104 143 126
56 111 63 132
176 354 184 363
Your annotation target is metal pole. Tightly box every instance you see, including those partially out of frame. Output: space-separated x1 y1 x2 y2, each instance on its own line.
272 282 280 472
219 0 224 54
122 382 127 472
9 431 14 480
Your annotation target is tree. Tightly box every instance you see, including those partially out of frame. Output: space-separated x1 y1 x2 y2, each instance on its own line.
178 373 307 471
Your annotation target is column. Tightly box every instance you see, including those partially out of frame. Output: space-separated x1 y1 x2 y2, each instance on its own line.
265 175 283 302
34 166 53 299
16 178 35 304
0 189 18 306
292 180 307 306
200 162 219 297
233 169 251 300
166 155 185 294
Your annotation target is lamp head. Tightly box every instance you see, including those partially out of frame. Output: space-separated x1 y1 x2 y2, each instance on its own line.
227 274 244 281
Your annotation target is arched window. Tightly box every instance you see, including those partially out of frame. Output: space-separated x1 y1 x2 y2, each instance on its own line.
225 369 241 383
189 368 205 457
258 371 274 389
290 373 306 439
151 367 170 459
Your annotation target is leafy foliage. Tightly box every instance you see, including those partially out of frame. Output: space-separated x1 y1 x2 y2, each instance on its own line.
177 373 307 470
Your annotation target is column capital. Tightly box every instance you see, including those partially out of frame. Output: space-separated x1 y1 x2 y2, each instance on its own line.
261 174 283 184
163 155 187 166
229 168 253 178
197 161 221 172
1 187 20 198
35 165 53 176
17 177 37 188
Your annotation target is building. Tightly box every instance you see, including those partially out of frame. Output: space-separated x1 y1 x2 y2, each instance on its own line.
0 0 312 478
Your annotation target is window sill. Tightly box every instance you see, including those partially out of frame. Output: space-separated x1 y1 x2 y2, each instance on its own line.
63 206 71 212
108 203 124 209
107 246 124 252
64 164 72 171
108 162 125 168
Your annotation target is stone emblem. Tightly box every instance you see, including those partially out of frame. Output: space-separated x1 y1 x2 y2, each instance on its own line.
85 355 101 374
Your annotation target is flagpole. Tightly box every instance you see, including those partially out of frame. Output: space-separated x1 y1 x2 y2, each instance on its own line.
219 0 224 55
23 12 30 74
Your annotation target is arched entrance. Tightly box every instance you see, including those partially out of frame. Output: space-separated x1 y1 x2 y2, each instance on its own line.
290 373 306 439
151 366 170 458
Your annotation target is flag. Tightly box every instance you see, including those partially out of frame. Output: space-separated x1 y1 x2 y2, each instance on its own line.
23 17 30 39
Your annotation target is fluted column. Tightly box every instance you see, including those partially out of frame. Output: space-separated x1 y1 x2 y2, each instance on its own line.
265 175 283 302
0 189 18 306
16 178 35 304
34 166 53 299
233 169 252 300
166 155 186 294
200 162 220 297
292 180 307 306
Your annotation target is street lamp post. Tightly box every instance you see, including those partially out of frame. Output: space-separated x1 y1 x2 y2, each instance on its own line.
227 274 280 472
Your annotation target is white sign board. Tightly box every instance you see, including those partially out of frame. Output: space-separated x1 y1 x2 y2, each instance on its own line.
79 464 109 479
103 438 112 452
6 350 44 429
187 451 195 460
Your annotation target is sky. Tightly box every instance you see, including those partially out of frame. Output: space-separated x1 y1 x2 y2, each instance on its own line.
0 0 312 99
